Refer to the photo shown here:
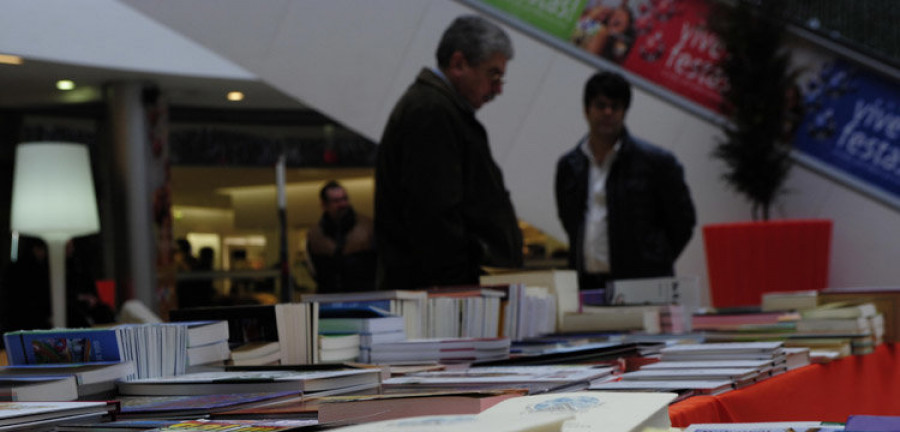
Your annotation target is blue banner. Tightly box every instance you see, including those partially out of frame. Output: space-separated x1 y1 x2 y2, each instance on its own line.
795 59 900 201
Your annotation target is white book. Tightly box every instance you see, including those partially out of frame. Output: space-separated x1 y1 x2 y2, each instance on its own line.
590 379 735 396
186 340 231 366
639 359 774 370
117 369 381 396
621 368 760 383
328 391 677 432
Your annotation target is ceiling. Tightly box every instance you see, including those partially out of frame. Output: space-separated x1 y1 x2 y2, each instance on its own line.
1 56 371 220
0 57 306 110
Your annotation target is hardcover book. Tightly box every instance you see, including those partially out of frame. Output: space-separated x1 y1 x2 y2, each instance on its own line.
117 369 381 396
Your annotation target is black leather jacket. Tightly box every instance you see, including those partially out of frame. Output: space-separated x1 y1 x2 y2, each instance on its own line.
555 130 696 282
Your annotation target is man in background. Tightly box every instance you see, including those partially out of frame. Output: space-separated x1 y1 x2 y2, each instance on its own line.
555 71 696 293
375 15 523 290
307 180 376 293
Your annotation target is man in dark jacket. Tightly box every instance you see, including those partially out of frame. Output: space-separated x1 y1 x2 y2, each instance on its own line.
375 15 523 290
307 181 376 293
555 71 696 293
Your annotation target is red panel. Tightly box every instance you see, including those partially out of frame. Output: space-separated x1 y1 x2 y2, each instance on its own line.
703 220 832 308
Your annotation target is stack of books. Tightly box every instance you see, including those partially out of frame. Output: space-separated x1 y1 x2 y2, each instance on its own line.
301 290 428 339
0 361 135 400
183 321 231 371
170 303 319 366
425 286 505 339
318 307 406 364
228 341 281 366
558 305 665 334
4 324 192 379
318 334 361 364
593 341 790 398
791 301 884 356
0 401 119 430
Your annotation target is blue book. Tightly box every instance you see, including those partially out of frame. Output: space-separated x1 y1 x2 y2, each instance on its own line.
845 414 900 431
4 328 123 365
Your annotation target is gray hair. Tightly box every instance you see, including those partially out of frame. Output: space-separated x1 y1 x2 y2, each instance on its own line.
436 15 513 69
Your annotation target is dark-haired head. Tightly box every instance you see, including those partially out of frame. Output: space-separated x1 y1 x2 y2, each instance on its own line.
583 71 632 112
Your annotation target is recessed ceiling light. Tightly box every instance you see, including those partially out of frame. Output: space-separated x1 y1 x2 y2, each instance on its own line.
227 91 244 101
56 80 76 91
0 54 23 65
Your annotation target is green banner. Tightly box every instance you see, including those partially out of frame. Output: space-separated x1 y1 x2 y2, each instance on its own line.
480 0 587 40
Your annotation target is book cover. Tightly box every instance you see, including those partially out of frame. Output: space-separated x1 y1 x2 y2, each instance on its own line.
845 414 900 431
4 328 123 365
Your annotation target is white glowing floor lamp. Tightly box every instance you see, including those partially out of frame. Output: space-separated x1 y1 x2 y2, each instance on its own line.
10 142 100 328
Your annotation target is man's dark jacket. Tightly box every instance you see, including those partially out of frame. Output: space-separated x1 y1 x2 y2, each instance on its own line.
555 130 696 282
375 68 523 290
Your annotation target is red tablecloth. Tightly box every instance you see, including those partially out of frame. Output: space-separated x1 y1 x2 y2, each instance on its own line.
669 344 900 427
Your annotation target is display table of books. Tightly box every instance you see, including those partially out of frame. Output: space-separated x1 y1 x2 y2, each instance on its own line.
669 343 900 427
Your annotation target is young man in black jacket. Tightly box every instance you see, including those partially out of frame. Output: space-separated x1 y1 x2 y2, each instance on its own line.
555 71 696 294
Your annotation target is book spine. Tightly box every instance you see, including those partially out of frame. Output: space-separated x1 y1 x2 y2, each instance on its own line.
3 333 27 365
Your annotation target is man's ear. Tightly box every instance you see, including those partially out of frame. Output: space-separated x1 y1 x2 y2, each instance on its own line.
446 51 468 78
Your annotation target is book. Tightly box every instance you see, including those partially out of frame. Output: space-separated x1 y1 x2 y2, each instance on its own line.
480 270 580 332
328 391 678 432
761 290 819 312
383 365 615 391
169 304 280 347
187 340 231 366
801 302 878 319
620 368 760 384
359 330 406 347
845 414 900 431
319 310 405 335
313 389 528 424
117 369 381 396
229 342 281 362
0 361 135 397
0 401 117 429
589 379 735 396
366 338 510 364
425 286 506 339
795 316 873 334
639 359 776 371
659 342 785 361
151 419 318 431
116 391 301 419
685 421 844 431
0 375 78 401
301 290 428 339
559 305 662 333
319 334 361 351
4 328 124 365
4 325 187 379
182 320 230 347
